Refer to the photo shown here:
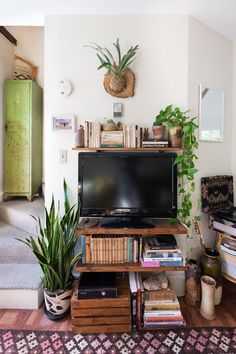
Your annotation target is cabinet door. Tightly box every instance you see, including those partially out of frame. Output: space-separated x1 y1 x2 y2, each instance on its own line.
4 81 31 194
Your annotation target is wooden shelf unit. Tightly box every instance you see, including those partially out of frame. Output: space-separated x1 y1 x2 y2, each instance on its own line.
75 219 187 272
73 147 183 151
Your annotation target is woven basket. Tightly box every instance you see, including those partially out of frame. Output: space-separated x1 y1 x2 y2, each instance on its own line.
102 123 117 131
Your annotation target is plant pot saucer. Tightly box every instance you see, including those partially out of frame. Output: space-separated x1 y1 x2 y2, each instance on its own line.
44 306 71 321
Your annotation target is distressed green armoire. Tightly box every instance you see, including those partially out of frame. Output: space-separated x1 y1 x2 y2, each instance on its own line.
4 80 42 201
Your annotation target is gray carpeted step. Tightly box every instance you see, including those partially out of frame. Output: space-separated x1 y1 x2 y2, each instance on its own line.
0 197 44 236
0 263 44 309
0 221 37 264
0 263 43 289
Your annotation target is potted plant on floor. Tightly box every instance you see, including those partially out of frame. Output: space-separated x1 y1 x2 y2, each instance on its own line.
17 180 81 320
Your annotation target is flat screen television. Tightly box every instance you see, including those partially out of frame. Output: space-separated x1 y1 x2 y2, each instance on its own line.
78 152 177 228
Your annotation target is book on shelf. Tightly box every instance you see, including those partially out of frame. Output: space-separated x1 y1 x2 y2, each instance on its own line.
141 259 183 267
142 138 168 144
142 255 183 262
143 320 186 328
143 235 177 250
220 244 236 256
129 272 137 330
143 251 182 258
144 289 176 302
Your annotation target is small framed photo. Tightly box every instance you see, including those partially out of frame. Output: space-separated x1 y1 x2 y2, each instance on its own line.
52 115 75 131
113 103 122 118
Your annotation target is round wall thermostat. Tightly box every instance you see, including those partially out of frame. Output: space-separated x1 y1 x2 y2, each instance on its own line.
57 79 72 96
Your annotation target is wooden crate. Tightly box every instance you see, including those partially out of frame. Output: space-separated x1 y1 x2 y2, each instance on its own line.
71 276 131 333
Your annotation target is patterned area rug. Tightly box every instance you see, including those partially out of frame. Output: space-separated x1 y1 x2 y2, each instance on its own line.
0 328 236 354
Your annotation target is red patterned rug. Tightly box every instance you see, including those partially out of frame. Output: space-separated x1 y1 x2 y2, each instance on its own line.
0 328 236 354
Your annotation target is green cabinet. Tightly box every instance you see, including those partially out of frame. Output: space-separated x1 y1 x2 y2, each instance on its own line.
4 80 42 201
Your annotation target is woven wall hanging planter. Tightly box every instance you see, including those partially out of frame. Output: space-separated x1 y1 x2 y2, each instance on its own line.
103 68 135 98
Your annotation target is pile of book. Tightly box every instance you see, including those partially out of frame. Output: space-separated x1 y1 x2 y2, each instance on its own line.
100 131 124 148
142 138 169 148
143 288 185 328
219 238 236 278
83 121 145 148
81 235 140 264
141 234 184 267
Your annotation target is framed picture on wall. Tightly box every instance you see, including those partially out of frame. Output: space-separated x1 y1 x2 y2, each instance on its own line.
52 114 75 131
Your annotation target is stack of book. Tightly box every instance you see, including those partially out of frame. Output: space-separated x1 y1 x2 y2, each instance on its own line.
100 130 124 148
81 235 140 264
141 235 184 267
219 238 236 279
84 121 101 148
143 288 185 328
142 138 169 148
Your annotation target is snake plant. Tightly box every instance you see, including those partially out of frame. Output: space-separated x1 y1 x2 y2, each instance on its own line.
17 180 81 292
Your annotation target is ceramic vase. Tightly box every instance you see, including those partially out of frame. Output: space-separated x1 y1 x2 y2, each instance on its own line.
200 275 216 320
44 284 73 320
201 248 221 280
185 259 202 306
168 125 182 147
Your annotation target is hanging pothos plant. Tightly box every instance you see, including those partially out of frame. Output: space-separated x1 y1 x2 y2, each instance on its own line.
154 105 199 228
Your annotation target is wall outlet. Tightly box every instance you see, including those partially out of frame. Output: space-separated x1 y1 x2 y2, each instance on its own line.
59 150 67 163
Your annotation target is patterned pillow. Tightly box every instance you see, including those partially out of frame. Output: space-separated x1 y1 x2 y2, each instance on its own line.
201 175 234 213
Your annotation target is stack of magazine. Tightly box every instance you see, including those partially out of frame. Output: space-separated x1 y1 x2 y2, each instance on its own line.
141 235 184 267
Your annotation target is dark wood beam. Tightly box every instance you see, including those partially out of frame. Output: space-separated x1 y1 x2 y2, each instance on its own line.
0 26 17 46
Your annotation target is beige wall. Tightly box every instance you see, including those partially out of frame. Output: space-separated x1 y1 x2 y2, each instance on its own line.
44 14 189 206
0 35 14 201
188 17 233 255
7 26 44 88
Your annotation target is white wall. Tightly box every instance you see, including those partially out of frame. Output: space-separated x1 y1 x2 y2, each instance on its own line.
44 15 189 206
232 42 236 197
7 26 44 88
0 35 14 202
188 17 233 254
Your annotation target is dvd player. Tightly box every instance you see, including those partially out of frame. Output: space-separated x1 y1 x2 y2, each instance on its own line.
78 272 117 299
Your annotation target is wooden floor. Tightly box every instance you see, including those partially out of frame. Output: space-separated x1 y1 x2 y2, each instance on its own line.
0 279 236 331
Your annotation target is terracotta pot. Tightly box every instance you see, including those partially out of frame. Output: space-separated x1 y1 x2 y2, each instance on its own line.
200 275 216 320
185 259 202 306
201 248 221 280
168 125 183 148
152 125 166 140
44 283 73 320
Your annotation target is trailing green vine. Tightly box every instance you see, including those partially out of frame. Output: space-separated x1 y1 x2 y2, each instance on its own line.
154 105 199 228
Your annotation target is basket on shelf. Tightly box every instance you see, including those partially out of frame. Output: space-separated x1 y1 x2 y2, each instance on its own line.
14 55 37 81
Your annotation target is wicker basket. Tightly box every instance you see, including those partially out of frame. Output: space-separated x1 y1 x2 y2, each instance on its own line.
102 123 117 131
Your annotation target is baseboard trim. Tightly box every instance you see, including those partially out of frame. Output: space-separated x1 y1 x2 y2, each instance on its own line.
0 192 4 203
0 287 44 309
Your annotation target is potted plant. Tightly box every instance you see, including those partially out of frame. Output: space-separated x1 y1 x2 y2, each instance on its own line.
154 105 190 147
85 38 139 97
17 180 81 320
102 118 117 131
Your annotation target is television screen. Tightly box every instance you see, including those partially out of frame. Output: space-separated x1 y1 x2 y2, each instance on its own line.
78 152 177 220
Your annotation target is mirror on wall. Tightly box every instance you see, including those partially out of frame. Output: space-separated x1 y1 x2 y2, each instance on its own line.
199 84 224 142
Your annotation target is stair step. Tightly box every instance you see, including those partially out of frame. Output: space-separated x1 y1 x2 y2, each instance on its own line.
0 263 43 309
0 197 44 236
0 221 37 263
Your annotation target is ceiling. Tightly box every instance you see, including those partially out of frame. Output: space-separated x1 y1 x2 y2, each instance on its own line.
1 0 236 40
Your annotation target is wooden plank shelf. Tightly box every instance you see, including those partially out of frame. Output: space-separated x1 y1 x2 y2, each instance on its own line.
76 219 188 236
75 263 188 272
73 147 183 151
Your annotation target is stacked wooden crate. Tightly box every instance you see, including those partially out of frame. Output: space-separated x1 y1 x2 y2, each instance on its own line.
71 276 131 333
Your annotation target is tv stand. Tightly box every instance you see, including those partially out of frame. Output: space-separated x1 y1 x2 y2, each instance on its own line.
100 217 154 229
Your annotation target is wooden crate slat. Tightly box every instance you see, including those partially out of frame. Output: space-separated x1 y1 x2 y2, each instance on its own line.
72 297 130 309
72 315 130 325
71 307 130 317
72 324 132 333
